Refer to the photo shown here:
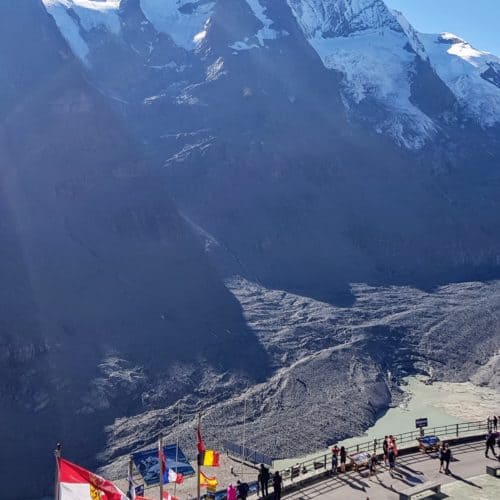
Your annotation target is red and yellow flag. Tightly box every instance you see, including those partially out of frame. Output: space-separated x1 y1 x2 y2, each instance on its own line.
199 471 218 488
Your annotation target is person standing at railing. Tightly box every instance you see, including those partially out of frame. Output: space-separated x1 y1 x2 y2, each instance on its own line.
493 415 498 431
259 464 270 497
339 446 347 473
382 436 389 466
272 471 282 500
331 445 339 475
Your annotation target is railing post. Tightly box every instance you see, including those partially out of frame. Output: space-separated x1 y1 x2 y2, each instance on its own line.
373 439 377 454
324 454 326 470
356 444 359 453
456 424 459 437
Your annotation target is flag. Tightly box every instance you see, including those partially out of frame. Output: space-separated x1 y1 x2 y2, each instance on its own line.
58 457 128 500
127 468 136 500
159 442 168 485
167 468 184 484
198 450 220 467
199 471 218 488
163 493 178 500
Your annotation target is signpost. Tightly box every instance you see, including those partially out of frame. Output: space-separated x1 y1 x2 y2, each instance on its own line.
415 418 428 428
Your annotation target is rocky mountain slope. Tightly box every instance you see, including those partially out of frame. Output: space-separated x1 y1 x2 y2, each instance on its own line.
2 1 500 498
0 1 268 497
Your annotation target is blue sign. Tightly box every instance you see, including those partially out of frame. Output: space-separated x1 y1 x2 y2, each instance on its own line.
132 444 195 485
415 418 428 428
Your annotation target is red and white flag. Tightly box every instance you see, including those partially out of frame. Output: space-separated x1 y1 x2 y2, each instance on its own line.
58 458 127 500
163 493 178 500
167 469 184 485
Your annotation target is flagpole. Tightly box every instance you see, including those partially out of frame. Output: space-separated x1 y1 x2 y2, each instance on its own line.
128 456 134 499
174 406 180 496
242 398 247 463
196 414 201 500
159 435 164 500
54 443 62 500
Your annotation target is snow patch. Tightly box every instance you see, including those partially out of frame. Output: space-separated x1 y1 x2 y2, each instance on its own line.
43 0 121 62
420 32 500 127
287 0 399 38
139 0 214 50
391 9 428 60
310 29 436 148
230 0 284 51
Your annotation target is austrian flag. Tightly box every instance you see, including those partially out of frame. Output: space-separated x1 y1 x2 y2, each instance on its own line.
58 458 127 500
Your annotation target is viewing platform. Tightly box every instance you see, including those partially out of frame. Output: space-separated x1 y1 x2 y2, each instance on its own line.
282 439 499 499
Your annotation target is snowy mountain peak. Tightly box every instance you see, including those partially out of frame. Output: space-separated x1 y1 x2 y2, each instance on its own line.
42 0 121 61
287 0 436 149
391 9 427 61
139 0 214 50
286 0 400 38
420 31 500 127
43 0 216 57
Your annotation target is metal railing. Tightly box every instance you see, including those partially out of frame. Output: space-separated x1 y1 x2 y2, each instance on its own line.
223 440 273 466
278 420 489 480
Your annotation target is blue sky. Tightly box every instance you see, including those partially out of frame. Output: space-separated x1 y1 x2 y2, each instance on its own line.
385 0 500 55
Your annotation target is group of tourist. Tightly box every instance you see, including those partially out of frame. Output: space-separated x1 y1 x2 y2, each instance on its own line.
234 418 499 499
382 435 398 474
228 464 282 500
330 445 347 474
438 442 452 474
487 415 499 432
227 464 282 500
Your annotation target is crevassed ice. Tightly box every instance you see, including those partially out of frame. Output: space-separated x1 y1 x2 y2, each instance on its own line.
286 0 440 149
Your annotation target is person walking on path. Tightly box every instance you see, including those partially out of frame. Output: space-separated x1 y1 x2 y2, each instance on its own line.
259 464 270 497
227 484 238 500
442 444 452 474
340 446 347 473
368 453 377 479
387 448 396 475
486 431 497 458
331 445 339 475
438 443 445 473
272 471 282 500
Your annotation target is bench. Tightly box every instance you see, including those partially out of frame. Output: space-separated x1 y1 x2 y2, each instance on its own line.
486 464 500 477
399 481 441 500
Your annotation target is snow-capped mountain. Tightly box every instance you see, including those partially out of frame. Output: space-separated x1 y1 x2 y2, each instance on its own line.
38 0 500 289
287 0 439 148
42 0 500 151
3 3 500 498
420 31 500 127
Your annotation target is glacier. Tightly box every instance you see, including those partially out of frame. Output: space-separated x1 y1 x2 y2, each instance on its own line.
420 32 500 127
